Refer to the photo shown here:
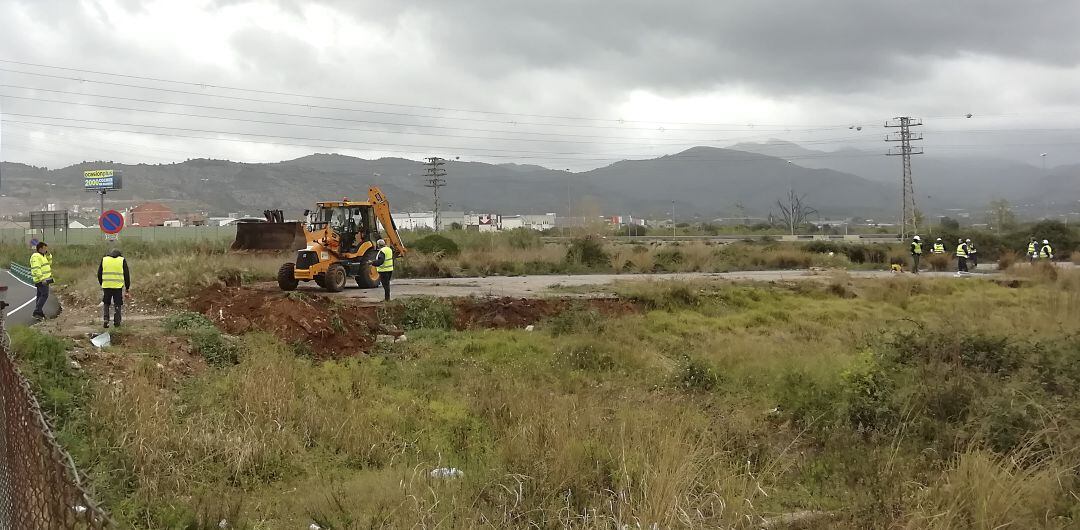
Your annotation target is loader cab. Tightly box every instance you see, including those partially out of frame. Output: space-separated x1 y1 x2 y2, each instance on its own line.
310 202 380 254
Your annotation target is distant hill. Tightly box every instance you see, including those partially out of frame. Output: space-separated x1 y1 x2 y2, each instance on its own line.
729 139 1061 209
4 144 1076 220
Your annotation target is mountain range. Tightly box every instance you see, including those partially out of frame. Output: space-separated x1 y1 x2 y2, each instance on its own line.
2 143 1078 221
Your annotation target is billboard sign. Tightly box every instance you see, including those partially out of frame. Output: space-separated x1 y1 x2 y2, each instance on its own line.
84 169 123 191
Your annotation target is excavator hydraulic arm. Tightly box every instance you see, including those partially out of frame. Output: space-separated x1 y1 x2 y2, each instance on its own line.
368 186 407 257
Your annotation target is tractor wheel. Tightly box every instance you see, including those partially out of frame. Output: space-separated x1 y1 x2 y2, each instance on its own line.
324 263 347 292
355 254 381 289
277 263 299 291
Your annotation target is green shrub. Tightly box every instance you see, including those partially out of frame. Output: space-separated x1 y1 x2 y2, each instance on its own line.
190 328 240 367
774 369 840 430
653 248 684 271
840 353 896 431
506 228 541 249
557 340 616 371
544 304 604 336
395 297 455 330
411 234 461 256
163 311 215 331
9 328 84 422
675 356 721 392
565 236 609 268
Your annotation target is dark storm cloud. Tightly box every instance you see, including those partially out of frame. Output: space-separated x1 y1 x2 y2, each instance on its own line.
228 0 1080 95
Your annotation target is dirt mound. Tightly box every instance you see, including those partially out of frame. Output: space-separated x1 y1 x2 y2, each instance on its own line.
453 297 638 330
191 287 381 359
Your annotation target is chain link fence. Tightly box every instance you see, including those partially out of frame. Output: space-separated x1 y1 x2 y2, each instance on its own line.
0 306 112 529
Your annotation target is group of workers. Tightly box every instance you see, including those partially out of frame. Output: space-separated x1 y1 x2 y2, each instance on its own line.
30 241 130 327
28 239 397 327
908 235 1055 274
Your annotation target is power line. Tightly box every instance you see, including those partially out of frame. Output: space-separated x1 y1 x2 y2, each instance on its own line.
0 67 862 133
0 83 847 142
0 58 872 129
3 117 896 164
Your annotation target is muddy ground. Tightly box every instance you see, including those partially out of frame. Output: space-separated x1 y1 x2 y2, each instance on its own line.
190 286 641 359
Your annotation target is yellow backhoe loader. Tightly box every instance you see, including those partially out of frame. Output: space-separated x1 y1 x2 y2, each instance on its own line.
277 186 407 292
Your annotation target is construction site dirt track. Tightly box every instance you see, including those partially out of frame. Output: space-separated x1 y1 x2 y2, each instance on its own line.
190 286 640 359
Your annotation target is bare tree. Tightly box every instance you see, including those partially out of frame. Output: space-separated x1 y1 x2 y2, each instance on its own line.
774 189 818 235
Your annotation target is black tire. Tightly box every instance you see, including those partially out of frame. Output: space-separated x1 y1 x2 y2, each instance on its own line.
355 260 381 289
277 263 299 291
314 275 326 289
324 263 347 292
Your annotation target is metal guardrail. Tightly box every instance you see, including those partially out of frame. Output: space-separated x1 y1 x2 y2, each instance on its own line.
0 308 112 528
8 263 33 285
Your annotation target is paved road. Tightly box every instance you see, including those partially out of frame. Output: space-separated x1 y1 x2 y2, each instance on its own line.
1 270 61 327
255 269 981 301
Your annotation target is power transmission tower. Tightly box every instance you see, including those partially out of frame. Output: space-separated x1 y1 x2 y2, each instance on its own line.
423 157 447 230
885 117 924 239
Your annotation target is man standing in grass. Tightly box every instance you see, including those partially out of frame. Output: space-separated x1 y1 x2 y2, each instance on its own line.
955 238 969 275
909 235 923 274
97 249 131 328
932 238 946 255
373 239 394 302
966 238 977 269
29 241 53 320
1028 238 1039 263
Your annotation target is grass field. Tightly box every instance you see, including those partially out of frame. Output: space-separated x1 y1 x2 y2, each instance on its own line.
8 263 1080 528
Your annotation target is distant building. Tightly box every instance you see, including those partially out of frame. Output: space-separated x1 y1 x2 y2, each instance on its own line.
394 212 436 230
68 220 90 229
128 202 175 227
520 213 557 230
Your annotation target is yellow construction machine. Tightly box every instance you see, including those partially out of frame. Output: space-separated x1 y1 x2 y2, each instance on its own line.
277 186 407 292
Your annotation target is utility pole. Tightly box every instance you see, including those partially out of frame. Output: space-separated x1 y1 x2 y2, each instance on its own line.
885 117 924 239
423 157 447 230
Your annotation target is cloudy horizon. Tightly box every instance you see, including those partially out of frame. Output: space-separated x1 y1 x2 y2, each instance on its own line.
3 0 1080 172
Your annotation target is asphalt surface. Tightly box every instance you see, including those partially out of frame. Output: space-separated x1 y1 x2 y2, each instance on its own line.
261 269 982 301
2 270 61 327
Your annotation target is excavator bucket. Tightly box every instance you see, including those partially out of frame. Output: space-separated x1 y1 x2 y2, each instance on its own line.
231 221 308 251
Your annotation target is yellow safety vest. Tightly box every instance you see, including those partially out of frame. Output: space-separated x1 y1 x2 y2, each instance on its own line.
30 252 52 284
1028 242 1037 254
911 242 922 255
1040 245 1053 258
376 246 394 272
955 244 968 258
101 256 125 289
932 243 945 254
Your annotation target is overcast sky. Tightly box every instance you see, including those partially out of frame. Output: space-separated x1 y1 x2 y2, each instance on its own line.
2 0 1080 171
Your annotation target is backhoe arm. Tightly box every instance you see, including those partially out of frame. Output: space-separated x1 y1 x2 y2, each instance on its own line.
368 186 407 256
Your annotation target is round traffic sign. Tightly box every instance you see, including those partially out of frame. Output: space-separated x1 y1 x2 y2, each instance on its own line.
99 210 125 234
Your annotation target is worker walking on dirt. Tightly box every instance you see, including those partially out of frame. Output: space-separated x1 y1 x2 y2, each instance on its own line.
932 238 946 255
955 238 969 275
30 241 53 320
97 249 131 328
909 236 923 274
373 239 394 301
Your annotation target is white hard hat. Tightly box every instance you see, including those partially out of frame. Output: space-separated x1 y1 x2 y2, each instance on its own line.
377 238 386 246
936 237 942 241
913 235 920 240
965 239 971 243
1043 239 1049 244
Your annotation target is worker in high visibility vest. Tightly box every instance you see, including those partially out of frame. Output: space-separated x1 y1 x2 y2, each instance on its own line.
966 239 977 269
932 238 946 254
1040 239 1054 260
1028 238 1039 263
373 239 394 301
909 235 923 274
97 249 131 328
955 238 969 275
29 241 53 320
